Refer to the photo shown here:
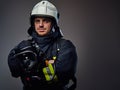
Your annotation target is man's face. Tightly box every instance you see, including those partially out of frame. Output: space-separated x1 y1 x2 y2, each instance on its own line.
34 17 52 36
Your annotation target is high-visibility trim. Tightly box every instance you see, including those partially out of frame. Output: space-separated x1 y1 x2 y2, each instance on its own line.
43 67 51 81
43 64 58 82
48 64 54 75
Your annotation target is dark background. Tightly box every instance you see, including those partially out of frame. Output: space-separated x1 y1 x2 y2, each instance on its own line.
0 0 119 90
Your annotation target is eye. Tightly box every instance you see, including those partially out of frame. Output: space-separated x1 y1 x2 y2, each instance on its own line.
43 18 52 23
35 19 40 23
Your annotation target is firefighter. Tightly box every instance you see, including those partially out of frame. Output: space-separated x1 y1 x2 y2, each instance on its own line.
8 0 77 90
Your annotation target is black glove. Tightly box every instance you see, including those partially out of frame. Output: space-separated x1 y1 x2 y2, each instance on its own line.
14 46 38 74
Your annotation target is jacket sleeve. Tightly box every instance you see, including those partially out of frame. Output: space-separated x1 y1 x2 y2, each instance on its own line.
8 40 31 78
55 39 77 83
8 45 24 78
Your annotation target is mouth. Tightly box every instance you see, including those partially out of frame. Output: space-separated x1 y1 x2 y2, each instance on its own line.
37 29 46 32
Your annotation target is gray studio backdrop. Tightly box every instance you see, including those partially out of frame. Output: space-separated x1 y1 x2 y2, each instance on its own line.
0 0 119 90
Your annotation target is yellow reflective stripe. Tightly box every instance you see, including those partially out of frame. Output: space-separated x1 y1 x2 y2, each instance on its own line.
43 67 51 81
48 64 54 75
43 64 58 81
48 64 58 81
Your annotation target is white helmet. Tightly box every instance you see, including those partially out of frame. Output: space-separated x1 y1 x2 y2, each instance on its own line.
28 0 63 36
31 0 59 24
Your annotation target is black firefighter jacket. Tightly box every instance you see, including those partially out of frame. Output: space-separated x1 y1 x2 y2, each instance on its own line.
8 37 77 90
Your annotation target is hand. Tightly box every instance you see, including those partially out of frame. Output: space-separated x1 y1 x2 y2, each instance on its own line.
15 50 37 72
45 60 55 66
48 60 54 64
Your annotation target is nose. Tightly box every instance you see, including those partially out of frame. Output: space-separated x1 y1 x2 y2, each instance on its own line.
39 21 44 27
